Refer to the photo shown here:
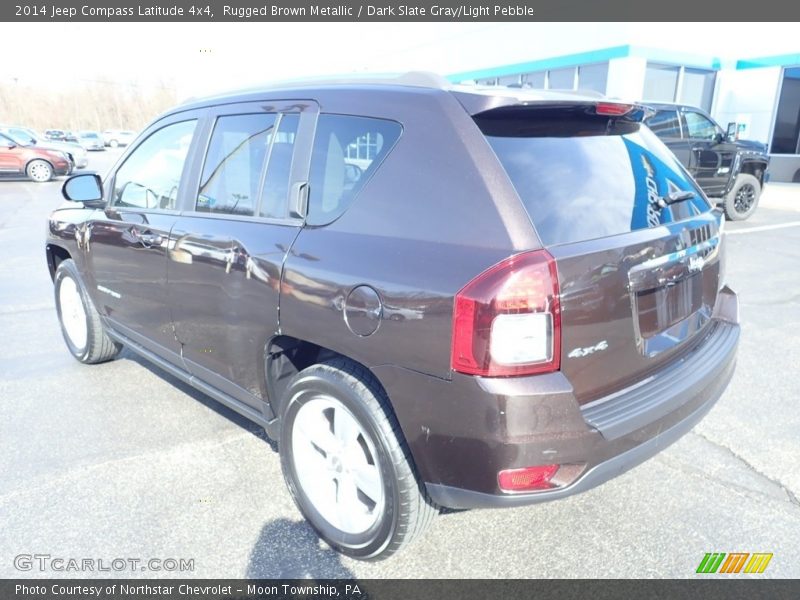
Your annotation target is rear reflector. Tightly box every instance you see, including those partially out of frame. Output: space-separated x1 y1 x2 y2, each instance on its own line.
498 465 559 492
595 102 634 116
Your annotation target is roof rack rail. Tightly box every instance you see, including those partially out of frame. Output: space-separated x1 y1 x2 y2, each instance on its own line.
180 71 451 105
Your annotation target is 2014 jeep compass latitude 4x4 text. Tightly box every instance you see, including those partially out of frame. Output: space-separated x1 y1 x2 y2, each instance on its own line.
46 73 740 560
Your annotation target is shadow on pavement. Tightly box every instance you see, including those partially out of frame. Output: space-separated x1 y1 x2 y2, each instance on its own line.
246 518 355 578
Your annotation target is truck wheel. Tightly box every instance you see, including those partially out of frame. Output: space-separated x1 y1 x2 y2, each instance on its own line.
26 159 53 183
279 359 437 560
54 259 121 364
723 173 760 220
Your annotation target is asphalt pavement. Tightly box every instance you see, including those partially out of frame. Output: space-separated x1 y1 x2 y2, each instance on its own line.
1 150 798 578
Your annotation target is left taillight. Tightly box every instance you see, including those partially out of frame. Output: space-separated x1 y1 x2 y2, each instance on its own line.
451 249 561 377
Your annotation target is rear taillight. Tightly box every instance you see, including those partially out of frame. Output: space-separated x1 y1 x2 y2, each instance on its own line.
451 249 561 377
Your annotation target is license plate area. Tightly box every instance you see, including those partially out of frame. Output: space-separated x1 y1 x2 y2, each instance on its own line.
628 233 720 357
636 273 704 338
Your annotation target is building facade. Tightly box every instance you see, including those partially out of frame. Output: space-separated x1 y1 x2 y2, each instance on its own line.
449 46 800 183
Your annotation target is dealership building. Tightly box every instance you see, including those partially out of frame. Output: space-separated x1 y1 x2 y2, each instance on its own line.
448 45 800 182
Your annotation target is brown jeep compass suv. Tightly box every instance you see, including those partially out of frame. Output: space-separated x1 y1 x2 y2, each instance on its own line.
46 73 739 560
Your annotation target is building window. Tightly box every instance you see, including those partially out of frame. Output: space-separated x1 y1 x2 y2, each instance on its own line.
643 63 680 102
681 68 716 112
497 74 521 86
548 67 576 90
521 71 546 89
577 63 608 94
771 66 800 154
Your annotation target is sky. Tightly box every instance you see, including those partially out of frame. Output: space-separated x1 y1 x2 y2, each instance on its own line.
1 22 798 98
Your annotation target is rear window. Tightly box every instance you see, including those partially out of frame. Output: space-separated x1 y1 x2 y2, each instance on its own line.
476 106 710 246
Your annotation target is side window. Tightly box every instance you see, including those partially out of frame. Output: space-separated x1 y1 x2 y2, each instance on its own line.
197 113 277 216
306 114 402 226
0 134 14 148
646 110 681 138
683 111 718 140
112 120 196 210
259 114 299 219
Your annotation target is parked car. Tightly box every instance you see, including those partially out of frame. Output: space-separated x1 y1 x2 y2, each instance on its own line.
0 132 72 182
43 129 79 143
102 129 136 148
0 126 88 169
76 131 105 151
644 102 769 220
46 74 739 560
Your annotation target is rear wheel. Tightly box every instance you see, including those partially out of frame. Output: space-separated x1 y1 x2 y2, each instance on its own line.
26 159 53 183
279 359 437 560
54 259 120 364
109 139 119 148
723 173 760 220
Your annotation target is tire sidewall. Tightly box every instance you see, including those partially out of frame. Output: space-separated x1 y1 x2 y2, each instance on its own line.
54 261 92 362
725 174 760 220
280 370 400 559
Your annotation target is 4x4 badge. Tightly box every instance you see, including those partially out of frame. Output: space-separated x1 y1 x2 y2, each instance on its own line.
568 340 609 358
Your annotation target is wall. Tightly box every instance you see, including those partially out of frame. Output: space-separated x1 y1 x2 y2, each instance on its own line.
712 66 782 144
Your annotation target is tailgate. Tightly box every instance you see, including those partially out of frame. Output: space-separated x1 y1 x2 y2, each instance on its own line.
475 102 725 403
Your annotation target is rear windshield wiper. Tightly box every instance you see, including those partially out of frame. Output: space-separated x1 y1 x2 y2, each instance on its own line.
658 190 695 208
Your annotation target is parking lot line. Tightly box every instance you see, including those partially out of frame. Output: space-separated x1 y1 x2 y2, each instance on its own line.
726 221 800 235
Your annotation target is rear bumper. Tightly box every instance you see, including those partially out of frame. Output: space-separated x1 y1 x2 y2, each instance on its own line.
375 287 740 509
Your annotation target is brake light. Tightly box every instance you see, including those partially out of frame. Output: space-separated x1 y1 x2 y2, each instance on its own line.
451 250 561 377
498 465 559 492
595 102 633 116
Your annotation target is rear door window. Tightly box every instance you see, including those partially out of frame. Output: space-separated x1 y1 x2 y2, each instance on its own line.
259 114 299 219
197 113 277 216
476 106 710 246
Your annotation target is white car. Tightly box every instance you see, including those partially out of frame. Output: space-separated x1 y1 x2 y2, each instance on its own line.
77 131 105 151
102 129 136 148
0 126 88 168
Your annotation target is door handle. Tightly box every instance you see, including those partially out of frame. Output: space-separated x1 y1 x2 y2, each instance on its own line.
132 228 163 247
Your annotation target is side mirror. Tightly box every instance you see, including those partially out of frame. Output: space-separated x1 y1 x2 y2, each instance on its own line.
726 122 737 140
62 173 104 206
714 132 726 144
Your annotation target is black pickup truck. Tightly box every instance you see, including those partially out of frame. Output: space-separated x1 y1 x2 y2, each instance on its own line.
645 103 769 220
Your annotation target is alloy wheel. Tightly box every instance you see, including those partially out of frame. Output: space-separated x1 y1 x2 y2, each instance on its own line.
291 395 384 535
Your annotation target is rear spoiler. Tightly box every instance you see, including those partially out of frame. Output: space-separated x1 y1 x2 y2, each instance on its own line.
453 90 654 123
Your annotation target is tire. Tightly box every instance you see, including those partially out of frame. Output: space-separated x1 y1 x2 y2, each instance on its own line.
26 159 53 183
54 259 120 364
279 359 437 560
109 139 119 148
723 173 761 221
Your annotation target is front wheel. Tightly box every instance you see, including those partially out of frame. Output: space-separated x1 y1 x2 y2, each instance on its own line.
279 360 437 560
26 159 53 182
54 259 121 364
723 173 761 220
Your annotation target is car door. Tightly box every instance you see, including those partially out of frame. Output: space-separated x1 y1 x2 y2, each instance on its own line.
84 113 203 362
645 108 690 167
681 109 733 195
0 134 24 174
167 100 316 410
